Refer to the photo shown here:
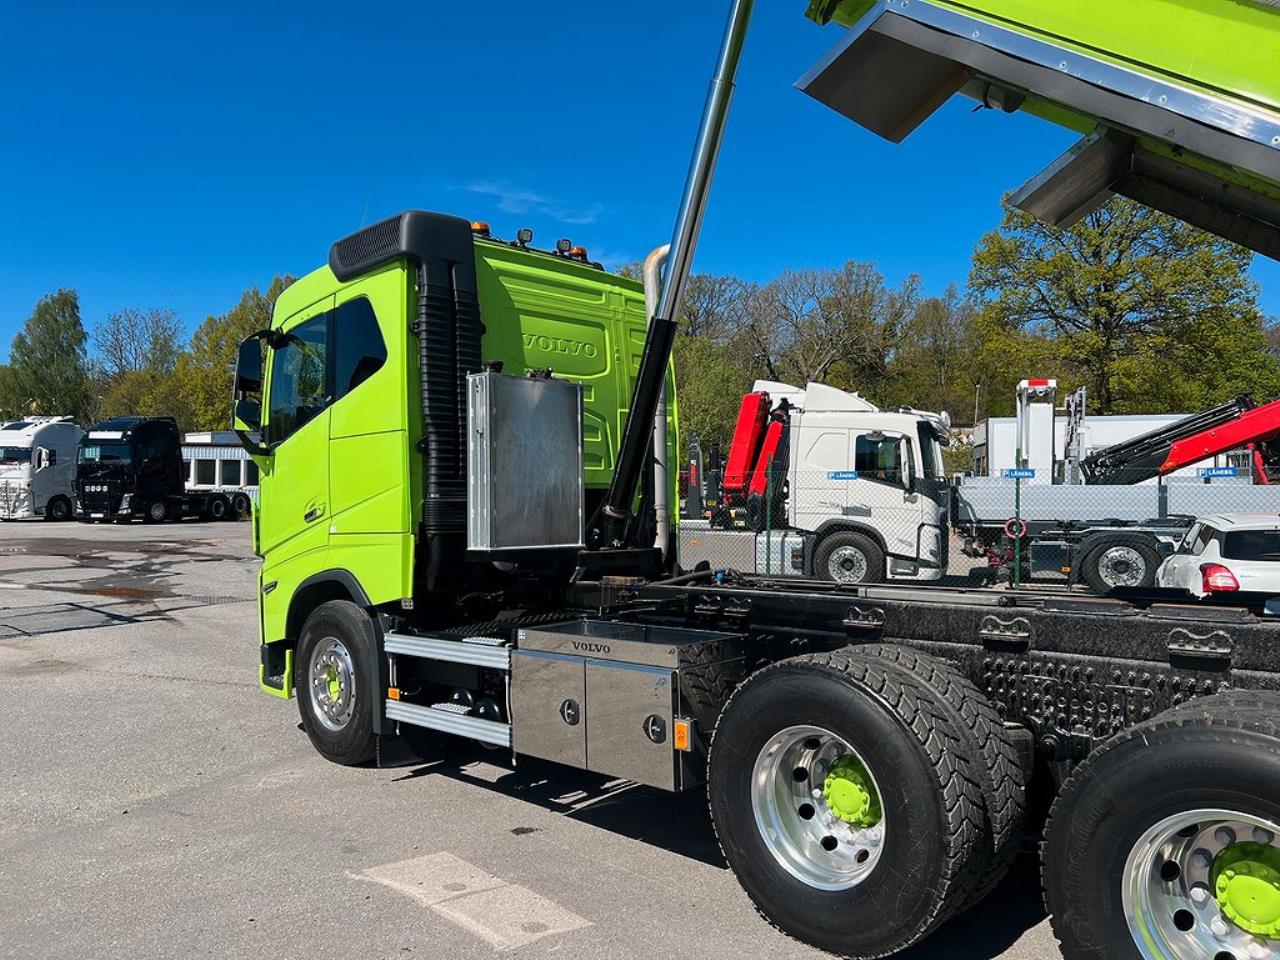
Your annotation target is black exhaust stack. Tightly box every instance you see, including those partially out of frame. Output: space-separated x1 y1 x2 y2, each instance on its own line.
330 211 481 588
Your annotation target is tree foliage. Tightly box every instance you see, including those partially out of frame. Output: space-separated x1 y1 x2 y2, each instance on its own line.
970 197 1279 414
1 290 94 421
94 307 182 379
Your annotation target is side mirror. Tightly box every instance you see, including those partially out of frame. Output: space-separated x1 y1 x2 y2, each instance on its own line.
235 335 265 397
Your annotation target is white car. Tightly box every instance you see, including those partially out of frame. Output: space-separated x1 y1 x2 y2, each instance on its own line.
1155 514 1280 597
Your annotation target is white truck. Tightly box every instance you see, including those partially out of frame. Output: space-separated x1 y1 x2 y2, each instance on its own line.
0 417 83 521
684 381 953 583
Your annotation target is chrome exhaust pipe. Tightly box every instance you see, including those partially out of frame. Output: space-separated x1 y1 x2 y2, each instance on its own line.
644 243 673 560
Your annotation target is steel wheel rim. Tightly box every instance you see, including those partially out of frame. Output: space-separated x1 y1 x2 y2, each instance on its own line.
828 546 868 584
1122 808 1280 960
1099 546 1146 588
751 724 886 891
308 636 357 732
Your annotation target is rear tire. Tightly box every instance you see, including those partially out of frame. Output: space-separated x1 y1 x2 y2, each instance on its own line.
1080 537 1159 592
44 496 71 522
231 492 251 519
853 644 1026 908
1043 697 1280 959
295 600 378 766
708 650 986 957
204 495 229 521
815 531 885 584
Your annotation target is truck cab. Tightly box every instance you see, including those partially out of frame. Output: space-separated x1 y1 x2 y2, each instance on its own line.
231 211 677 694
0 417 83 520
75 416 238 523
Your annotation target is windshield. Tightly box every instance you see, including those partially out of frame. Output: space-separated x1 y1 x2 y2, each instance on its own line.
0 446 32 465
79 442 132 466
1222 530 1280 562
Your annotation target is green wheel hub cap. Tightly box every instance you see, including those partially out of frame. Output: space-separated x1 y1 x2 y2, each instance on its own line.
1213 841 1280 938
325 667 340 701
823 755 882 828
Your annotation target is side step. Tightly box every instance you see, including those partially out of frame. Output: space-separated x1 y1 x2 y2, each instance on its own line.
384 631 510 670
385 699 512 748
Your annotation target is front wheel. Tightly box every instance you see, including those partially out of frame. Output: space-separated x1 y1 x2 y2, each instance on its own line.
814 531 885 584
144 500 168 523
1043 696 1280 959
295 600 378 766
708 651 986 957
44 496 72 521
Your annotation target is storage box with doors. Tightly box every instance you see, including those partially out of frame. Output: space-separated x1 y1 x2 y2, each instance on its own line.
467 371 584 551
511 620 745 790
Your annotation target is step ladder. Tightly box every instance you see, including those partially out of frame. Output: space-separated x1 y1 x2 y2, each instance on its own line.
383 632 512 748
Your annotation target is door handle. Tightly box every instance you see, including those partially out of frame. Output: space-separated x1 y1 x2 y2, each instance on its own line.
304 503 325 523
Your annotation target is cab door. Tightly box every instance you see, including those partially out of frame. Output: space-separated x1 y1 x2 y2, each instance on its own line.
846 430 923 562
258 296 334 562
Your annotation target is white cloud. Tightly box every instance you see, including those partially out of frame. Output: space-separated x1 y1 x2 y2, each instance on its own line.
465 180 603 226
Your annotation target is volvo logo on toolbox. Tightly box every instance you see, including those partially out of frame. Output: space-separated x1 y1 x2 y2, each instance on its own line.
571 640 611 654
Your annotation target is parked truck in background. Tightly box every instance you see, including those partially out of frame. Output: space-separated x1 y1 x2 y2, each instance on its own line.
0 417 83 521
75 416 249 522
233 2 1280 959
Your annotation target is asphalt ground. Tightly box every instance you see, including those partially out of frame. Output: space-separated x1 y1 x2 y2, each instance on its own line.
0 519 1063 960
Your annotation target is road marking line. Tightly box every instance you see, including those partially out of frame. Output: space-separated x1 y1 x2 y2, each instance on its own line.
354 852 591 950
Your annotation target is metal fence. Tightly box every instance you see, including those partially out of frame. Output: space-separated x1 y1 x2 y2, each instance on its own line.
677 470 1280 596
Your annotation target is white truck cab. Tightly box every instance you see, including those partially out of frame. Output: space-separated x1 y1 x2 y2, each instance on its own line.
770 381 951 582
0 417 84 520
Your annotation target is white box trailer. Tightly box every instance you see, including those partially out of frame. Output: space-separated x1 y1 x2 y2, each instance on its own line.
182 431 260 509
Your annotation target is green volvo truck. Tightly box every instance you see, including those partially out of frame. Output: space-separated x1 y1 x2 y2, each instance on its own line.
236 2 1280 958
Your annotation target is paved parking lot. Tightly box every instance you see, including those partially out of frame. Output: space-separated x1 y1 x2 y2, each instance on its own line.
0 519 1061 960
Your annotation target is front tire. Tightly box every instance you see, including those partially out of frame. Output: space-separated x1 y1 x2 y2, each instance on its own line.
815 531 885 584
44 496 71 521
144 499 168 523
1043 696 1280 959
295 600 378 766
708 650 986 957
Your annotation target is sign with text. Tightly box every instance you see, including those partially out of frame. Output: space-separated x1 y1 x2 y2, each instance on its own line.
1001 468 1036 480
828 470 860 481
1198 466 1239 478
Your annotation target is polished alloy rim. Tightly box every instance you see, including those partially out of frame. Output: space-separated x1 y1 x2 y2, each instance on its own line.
1098 545 1146 588
309 636 356 732
150 502 165 521
751 724 886 891
1122 808 1280 960
828 546 869 584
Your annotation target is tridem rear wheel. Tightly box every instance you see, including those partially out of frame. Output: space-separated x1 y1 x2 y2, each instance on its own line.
295 600 377 766
708 650 986 957
1043 695 1280 960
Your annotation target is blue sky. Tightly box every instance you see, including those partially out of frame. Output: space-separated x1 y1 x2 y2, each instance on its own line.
2 2 1276 360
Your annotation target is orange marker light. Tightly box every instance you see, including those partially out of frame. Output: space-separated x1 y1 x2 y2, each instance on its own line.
570 246 588 259
673 719 691 752
387 687 401 701
470 221 492 236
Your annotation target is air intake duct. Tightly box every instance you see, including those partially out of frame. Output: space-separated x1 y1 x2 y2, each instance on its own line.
329 211 481 582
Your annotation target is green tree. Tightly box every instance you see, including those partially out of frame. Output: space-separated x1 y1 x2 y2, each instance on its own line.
970 197 1279 414
5 290 94 421
179 276 293 430
885 285 982 418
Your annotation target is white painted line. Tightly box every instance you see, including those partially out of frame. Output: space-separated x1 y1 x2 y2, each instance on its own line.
354 852 591 951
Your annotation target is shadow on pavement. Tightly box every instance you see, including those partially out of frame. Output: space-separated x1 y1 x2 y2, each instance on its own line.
397 751 1050 958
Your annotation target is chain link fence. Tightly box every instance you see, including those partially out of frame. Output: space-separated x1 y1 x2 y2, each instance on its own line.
678 471 1280 596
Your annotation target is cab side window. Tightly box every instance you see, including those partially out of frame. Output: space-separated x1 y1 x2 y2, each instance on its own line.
855 434 905 486
267 314 329 446
333 297 387 398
